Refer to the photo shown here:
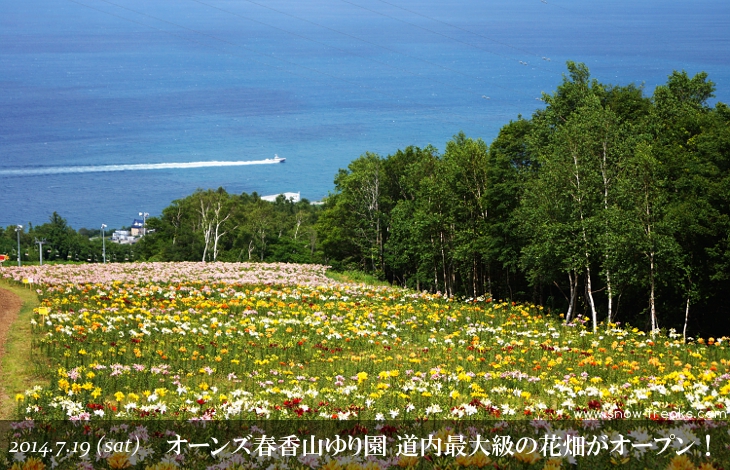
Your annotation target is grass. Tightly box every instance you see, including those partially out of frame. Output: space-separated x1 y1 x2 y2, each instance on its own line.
325 269 392 287
0 280 47 419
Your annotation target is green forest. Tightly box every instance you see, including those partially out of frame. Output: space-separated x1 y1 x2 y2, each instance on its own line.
4 62 730 337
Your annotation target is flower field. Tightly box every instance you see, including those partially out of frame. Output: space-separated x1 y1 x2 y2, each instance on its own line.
2 262 730 469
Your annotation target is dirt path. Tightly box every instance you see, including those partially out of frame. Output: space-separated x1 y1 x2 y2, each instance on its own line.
0 287 23 405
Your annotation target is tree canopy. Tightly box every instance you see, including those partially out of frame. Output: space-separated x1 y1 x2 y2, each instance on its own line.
6 63 729 337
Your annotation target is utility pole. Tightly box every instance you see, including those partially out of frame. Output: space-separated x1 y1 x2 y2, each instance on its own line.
101 224 107 263
15 225 22 267
35 238 47 266
139 212 149 236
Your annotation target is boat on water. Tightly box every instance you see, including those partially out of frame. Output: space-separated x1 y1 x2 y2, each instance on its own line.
268 154 285 163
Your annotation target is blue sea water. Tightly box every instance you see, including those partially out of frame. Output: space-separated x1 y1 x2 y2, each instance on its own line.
1 0 730 229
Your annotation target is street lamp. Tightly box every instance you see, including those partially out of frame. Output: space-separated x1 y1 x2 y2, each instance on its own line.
139 212 149 236
15 225 22 267
101 224 107 263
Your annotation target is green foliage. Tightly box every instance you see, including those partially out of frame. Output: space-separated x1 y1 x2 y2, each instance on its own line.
324 269 391 286
1 213 135 265
135 189 324 265
316 63 730 336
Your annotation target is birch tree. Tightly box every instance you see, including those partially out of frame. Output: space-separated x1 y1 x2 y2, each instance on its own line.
195 189 236 262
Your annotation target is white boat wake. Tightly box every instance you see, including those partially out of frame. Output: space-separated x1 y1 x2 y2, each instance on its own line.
0 159 282 176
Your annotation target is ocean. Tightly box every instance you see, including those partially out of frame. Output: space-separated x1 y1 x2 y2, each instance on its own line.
2 0 729 229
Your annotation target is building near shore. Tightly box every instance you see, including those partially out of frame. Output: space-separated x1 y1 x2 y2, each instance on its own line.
111 230 135 244
130 219 145 236
261 192 301 203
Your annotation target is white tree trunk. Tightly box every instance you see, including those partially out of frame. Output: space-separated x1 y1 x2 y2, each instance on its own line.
643 182 658 332
683 294 690 342
650 251 658 331
566 270 577 323
585 264 598 333
211 204 233 262
601 140 614 325
294 212 303 240
574 149 598 332
248 239 255 260
606 268 613 325
199 198 212 262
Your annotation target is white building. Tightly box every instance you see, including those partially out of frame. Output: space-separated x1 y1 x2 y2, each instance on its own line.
260 192 301 203
111 230 136 244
